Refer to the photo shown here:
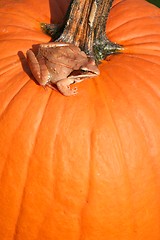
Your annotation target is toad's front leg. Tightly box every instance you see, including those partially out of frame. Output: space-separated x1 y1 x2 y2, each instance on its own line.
47 78 78 96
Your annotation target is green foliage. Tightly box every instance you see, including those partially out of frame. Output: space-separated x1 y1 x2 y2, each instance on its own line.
147 0 160 7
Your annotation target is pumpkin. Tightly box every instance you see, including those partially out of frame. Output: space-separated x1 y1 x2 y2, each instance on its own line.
1 0 160 239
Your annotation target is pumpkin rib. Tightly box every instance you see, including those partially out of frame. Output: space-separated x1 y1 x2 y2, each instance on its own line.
0 62 21 75
112 0 123 7
76 132 92 240
123 42 160 49
0 55 19 65
0 67 29 85
0 11 40 21
0 25 42 34
73 95 135 239
127 61 160 102
0 85 47 177
120 35 160 47
108 1 160 37
97 111 137 235
1 0 160 239
1 92 53 238
0 59 20 75
12 92 70 239
102 55 160 127
108 18 160 43
128 67 160 105
102 64 160 210
108 17 160 35
101 64 131 105
0 69 29 93
101 62 160 130
126 54 160 67
124 42 160 50
121 35 160 48
106 57 160 103
131 109 160 204
121 52 160 62
100 66 135 126
121 54 160 67
0 77 32 117
0 39 44 44
0 12 42 29
122 48 160 57
1 80 29 119
92 78 133 182
30 95 89 239
0 36 48 43
96 79 133 177
111 0 160 15
112 0 160 15
11 91 53 240
0 54 16 60
79 127 104 237
0 40 38 59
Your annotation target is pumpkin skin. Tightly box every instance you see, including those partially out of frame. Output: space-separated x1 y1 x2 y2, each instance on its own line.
1 0 160 239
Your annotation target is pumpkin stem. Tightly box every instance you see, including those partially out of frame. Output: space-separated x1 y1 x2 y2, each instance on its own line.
41 0 122 62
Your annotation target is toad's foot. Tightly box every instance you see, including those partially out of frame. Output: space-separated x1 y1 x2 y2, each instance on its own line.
47 78 78 96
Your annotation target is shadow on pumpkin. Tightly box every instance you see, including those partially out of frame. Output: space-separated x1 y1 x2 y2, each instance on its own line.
49 0 70 23
17 0 74 86
18 47 60 93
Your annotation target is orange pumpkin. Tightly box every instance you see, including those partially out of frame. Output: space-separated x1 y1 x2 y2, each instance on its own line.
1 0 160 239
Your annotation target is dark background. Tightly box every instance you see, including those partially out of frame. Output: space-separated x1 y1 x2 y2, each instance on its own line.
147 0 160 7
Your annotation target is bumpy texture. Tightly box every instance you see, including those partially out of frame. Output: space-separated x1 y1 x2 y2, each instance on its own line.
26 42 99 96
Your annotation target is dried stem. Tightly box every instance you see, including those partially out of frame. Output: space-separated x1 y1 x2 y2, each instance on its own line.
41 0 122 62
